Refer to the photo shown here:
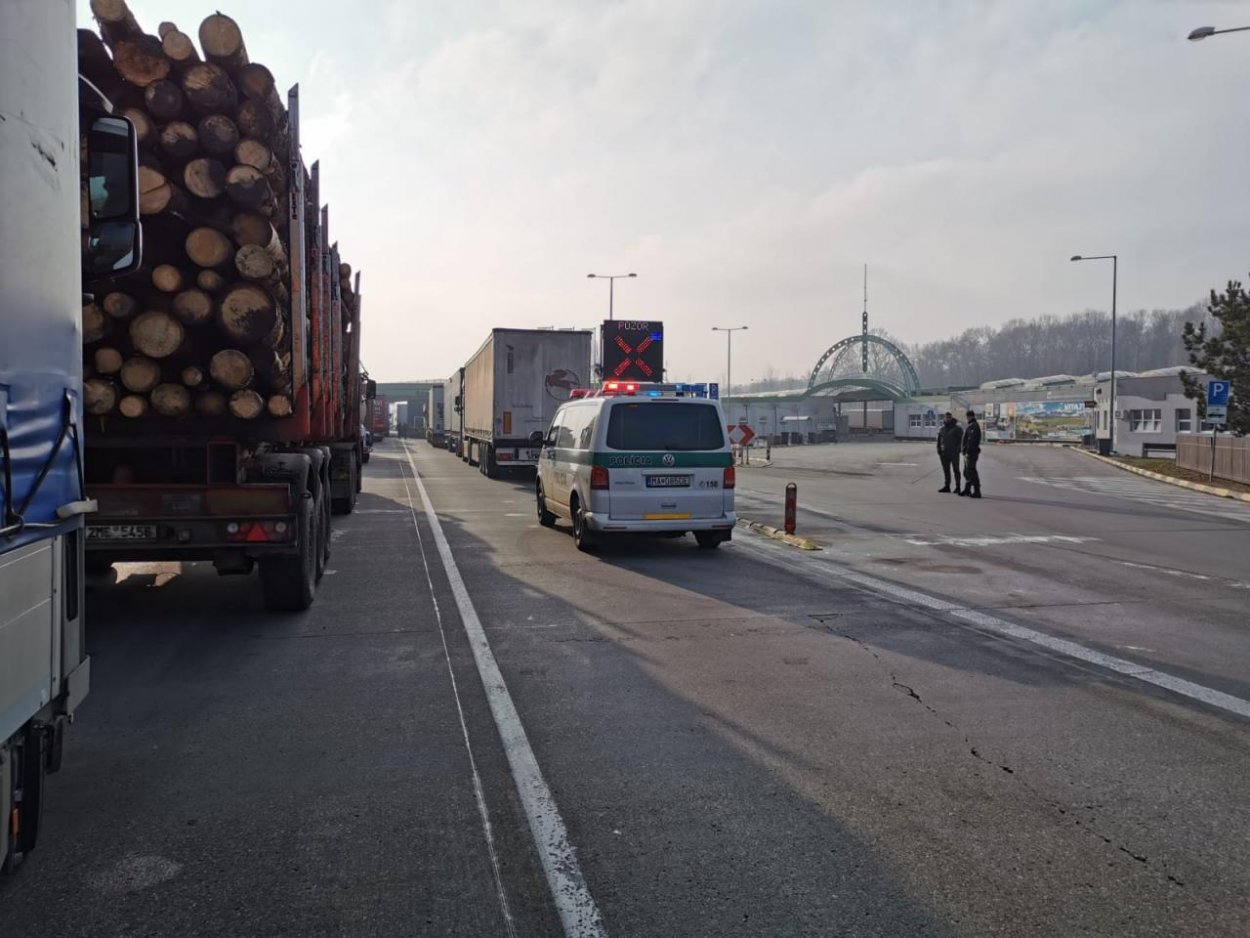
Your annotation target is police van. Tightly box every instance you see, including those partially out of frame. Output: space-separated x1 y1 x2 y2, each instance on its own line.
533 382 736 551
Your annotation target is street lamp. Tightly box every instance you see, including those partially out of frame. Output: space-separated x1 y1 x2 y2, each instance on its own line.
711 326 748 398
1187 25 1250 41
1071 254 1118 454
587 272 636 321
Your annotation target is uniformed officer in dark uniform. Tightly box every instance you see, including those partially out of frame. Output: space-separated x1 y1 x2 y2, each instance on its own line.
936 411 963 493
961 409 982 498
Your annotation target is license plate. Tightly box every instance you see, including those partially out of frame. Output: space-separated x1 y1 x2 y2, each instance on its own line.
88 524 157 541
646 475 690 488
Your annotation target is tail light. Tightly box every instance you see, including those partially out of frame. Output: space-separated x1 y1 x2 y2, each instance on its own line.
590 466 610 490
723 466 736 489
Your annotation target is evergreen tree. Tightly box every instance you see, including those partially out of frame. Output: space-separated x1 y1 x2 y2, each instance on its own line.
1182 278 1249 434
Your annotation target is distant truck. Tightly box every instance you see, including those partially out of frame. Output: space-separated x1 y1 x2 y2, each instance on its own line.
2 0 141 869
461 329 592 477
369 396 390 438
445 369 464 455
426 386 445 447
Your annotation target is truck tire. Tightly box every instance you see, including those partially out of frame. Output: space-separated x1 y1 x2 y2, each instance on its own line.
260 497 316 611
483 445 497 479
316 487 330 581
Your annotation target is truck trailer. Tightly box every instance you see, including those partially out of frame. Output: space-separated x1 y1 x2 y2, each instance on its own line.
2 0 143 869
426 385 445 447
77 7 367 612
461 329 592 477
446 369 464 454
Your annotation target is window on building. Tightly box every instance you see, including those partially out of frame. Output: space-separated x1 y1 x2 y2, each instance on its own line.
1176 408 1192 433
909 414 923 429
923 411 937 428
1129 409 1162 433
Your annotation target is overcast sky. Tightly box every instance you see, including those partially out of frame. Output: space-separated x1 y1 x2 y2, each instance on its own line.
87 1 1249 385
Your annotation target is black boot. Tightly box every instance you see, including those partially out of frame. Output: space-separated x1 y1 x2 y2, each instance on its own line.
970 489 982 499
938 486 951 493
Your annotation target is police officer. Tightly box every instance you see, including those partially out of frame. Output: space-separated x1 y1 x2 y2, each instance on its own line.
936 411 963 493
961 409 982 498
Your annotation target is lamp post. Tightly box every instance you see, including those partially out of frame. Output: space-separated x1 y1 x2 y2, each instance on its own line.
1187 24 1250 40
1071 254 1118 454
712 326 748 399
586 272 636 321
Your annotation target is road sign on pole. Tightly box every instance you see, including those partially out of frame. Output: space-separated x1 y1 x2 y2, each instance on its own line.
1207 380 1230 426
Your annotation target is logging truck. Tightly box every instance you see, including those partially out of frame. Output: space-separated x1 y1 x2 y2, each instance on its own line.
2 0 143 870
77 1 368 612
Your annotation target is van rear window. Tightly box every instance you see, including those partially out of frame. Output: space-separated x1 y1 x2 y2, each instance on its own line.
605 403 725 451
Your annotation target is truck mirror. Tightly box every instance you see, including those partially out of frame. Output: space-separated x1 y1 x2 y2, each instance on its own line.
83 115 141 279
365 379 377 400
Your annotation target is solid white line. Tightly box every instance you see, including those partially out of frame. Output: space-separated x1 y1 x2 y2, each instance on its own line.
401 443 608 937
734 532 1250 721
396 453 517 938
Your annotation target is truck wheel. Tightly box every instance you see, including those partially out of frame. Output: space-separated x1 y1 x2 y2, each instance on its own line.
260 497 316 612
483 445 498 479
536 482 557 527
571 495 597 553
316 488 330 581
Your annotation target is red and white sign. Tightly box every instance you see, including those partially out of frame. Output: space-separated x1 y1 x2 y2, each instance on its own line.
727 423 756 447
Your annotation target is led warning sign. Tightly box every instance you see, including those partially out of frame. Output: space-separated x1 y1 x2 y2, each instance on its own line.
601 320 664 382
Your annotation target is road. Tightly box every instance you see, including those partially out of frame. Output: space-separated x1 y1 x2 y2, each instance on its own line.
2 438 1248 936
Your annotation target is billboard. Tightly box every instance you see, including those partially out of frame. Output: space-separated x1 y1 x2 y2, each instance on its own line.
985 400 1090 441
601 320 663 382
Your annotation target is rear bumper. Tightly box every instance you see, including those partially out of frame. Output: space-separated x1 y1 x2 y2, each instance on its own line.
585 511 737 534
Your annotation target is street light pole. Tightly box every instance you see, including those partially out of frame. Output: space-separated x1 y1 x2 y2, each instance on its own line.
1071 254 1118 454
711 326 748 397
586 273 637 322
1188 24 1250 40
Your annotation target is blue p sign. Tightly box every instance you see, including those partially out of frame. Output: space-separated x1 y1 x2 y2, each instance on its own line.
1207 381 1231 407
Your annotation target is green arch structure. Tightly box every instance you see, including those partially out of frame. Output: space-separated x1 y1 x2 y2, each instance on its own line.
807 334 922 395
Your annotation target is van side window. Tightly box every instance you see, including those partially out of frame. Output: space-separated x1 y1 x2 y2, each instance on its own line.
555 411 577 449
577 416 596 450
545 414 563 446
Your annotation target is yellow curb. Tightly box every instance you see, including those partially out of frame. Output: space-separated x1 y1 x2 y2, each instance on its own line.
1076 449 1250 503
737 518 822 551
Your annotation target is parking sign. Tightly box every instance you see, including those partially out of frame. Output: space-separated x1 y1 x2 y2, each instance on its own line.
1207 380 1230 425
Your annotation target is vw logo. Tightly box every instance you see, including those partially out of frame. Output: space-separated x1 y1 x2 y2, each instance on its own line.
662 453 675 467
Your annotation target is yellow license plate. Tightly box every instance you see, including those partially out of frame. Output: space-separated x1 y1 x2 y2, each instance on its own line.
644 513 691 520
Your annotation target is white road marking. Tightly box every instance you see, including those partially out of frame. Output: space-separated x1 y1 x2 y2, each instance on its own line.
1020 475 1250 523
401 443 607 938
904 533 1098 548
735 532 1250 721
1112 559 1250 591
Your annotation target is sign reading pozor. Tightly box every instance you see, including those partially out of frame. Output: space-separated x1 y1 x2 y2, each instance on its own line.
601 320 664 383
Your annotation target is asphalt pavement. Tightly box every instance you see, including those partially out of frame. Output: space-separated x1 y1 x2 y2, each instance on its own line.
2 438 1248 936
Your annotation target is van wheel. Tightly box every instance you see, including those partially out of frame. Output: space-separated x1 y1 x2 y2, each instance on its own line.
695 532 724 550
536 482 557 527
571 495 596 552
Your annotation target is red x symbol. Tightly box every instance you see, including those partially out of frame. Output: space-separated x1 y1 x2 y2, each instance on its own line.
612 335 655 377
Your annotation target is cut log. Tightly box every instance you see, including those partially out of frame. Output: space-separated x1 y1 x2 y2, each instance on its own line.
209 349 254 390
102 291 137 320
262 313 286 351
181 62 238 114
182 157 227 199
196 269 225 292
250 347 291 390
229 390 265 420
224 164 269 210
95 347 124 375
144 79 184 119
231 211 275 246
172 288 213 325
83 302 108 344
158 120 199 161
197 114 240 155
121 107 155 147
151 383 192 417
151 264 185 293
237 64 285 139
158 21 176 38
218 284 277 344
199 14 249 73
120 356 162 393
181 365 204 387
119 395 149 418
235 99 276 144
339 262 352 279
84 378 118 416
196 391 227 416
233 138 272 172
90 0 143 46
129 310 185 359
235 244 280 284
185 226 233 268
266 394 293 418
78 29 123 99
261 154 287 193
113 36 171 88
160 25 199 71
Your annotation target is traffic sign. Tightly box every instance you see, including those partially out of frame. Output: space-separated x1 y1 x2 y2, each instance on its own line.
1207 380 1231 407
727 423 756 447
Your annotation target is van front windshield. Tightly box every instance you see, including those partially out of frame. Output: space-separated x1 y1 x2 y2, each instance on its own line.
605 402 726 451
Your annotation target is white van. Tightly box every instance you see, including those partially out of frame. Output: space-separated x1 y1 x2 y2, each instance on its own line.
533 383 736 551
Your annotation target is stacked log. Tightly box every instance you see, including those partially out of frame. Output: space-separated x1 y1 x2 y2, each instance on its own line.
80 2 300 421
